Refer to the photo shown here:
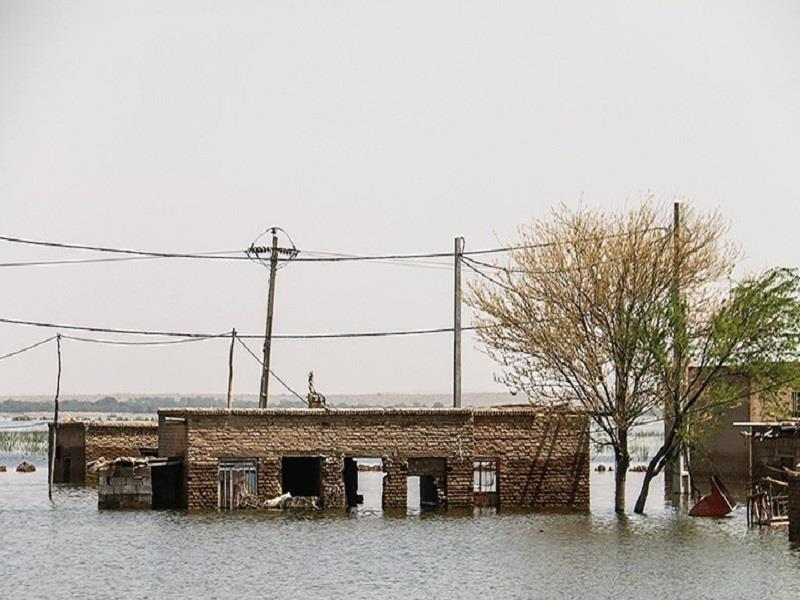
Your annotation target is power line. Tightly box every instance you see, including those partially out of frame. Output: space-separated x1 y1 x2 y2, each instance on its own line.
233 335 308 405
60 334 221 346
0 230 665 266
0 316 487 340
0 235 250 261
0 335 57 361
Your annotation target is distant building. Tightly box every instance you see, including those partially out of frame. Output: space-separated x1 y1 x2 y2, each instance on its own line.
666 371 800 498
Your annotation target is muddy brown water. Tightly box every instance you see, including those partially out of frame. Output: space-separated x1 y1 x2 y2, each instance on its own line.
1 455 799 599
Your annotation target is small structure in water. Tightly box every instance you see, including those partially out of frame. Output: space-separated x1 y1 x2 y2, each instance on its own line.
93 456 184 509
747 477 789 527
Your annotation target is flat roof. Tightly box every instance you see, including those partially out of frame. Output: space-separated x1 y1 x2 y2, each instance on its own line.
52 420 158 428
158 406 584 418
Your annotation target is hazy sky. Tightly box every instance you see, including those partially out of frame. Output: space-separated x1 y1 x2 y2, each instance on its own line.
1 1 799 397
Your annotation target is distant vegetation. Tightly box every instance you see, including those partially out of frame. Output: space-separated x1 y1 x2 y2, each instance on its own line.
0 431 47 454
0 396 448 413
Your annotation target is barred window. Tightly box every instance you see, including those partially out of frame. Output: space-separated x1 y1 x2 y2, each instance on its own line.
473 460 497 493
792 391 800 418
218 459 258 510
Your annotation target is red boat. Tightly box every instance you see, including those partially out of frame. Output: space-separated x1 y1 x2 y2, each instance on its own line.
688 475 734 517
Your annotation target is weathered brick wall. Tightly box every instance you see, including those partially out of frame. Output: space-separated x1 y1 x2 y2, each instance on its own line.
158 417 187 457
173 409 474 510
162 407 589 512
83 422 158 486
49 423 86 484
474 410 590 510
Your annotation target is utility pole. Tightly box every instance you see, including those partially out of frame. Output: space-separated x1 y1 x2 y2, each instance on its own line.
259 230 279 408
247 227 298 409
227 328 236 409
453 236 464 408
48 333 61 502
670 201 690 498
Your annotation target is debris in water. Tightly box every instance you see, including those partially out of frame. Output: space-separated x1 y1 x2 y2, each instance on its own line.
16 461 36 473
689 475 734 518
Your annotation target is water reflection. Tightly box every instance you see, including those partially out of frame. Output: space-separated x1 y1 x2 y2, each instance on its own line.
2 455 799 599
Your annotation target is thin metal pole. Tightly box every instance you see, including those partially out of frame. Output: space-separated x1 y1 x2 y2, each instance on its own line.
671 202 689 497
227 328 236 409
48 333 61 501
259 230 279 408
453 236 464 408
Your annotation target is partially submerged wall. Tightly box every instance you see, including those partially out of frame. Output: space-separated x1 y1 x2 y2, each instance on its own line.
49 421 158 485
474 410 590 508
159 407 590 512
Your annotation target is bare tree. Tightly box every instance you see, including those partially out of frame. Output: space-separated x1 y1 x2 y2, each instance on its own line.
466 202 732 513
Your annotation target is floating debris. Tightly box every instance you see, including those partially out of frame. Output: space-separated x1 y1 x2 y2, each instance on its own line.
16 461 36 472
689 475 734 518
629 465 647 472
0 464 7 472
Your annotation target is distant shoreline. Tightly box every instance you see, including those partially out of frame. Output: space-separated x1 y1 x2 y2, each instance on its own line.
0 392 519 414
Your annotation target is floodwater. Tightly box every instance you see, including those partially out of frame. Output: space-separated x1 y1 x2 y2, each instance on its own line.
1 454 799 599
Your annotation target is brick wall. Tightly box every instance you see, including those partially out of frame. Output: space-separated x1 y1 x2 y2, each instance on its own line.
160 407 590 512
83 422 158 486
474 410 590 508
158 417 187 457
49 423 86 484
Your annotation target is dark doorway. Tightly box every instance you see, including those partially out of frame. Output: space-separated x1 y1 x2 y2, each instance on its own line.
407 457 446 511
282 457 322 496
152 463 185 509
420 475 438 506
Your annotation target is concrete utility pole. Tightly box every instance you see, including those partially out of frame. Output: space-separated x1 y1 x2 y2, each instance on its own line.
453 236 464 408
227 328 236 409
259 230 279 408
671 201 691 498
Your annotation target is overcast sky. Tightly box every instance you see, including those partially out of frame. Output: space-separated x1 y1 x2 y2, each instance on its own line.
1 1 799 397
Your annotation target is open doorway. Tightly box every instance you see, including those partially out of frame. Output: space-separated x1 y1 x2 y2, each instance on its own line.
407 458 446 514
344 457 384 514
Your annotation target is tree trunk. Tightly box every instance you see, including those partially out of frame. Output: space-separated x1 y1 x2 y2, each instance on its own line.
614 429 630 513
633 461 658 514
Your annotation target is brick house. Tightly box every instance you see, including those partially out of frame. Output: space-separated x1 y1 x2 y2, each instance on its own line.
157 406 590 512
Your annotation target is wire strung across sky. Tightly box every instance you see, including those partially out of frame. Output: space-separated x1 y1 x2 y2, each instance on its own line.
0 316 487 340
0 230 666 267
232 335 308 404
0 335 58 361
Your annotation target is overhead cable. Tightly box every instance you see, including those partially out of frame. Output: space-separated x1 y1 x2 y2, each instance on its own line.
0 316 486 340
232 335 308 405
0 229 667 266
0 335 58 361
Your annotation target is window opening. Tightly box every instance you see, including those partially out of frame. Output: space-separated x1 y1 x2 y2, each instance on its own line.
218 459 258 510
474 460 497 493
281 456 322 496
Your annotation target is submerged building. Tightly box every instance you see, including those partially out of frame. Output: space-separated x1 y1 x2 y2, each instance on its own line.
50 406 590 512
49 420 158 485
